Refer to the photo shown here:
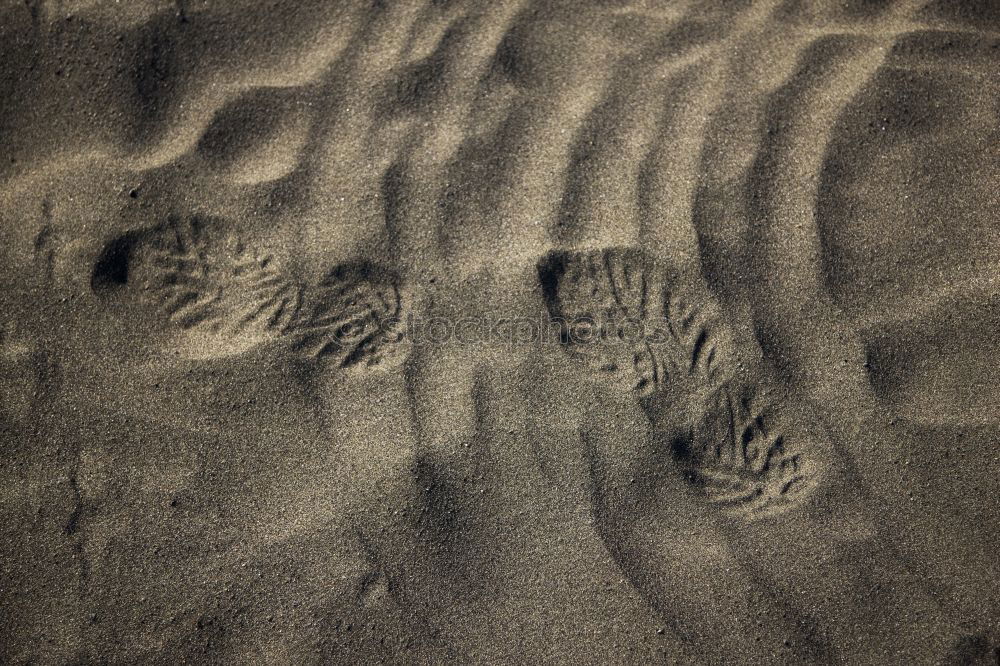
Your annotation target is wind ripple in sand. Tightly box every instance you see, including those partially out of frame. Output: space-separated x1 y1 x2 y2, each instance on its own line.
1 0 999 663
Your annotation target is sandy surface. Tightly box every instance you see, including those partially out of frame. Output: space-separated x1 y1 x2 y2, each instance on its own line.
1 0 999 663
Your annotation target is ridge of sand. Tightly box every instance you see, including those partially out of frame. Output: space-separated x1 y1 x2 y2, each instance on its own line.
1 1 998 663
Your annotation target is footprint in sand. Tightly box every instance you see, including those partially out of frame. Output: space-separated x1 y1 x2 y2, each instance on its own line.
92 214 408 370
92 214 303 360
287 263 409 373
538 247 817 519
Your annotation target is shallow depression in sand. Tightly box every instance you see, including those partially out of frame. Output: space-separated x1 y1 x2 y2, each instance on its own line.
1 0 999 663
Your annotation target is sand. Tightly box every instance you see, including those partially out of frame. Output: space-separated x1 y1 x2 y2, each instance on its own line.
1 0 998 663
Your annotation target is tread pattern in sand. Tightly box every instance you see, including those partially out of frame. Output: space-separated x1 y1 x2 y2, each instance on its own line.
93 215 408 369
114 214 302 358
538 248 729 398
685 381 814 519
538 248 815 518
288 265 408 372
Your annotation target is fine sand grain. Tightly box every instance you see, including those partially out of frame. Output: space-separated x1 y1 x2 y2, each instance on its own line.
1 0 998 663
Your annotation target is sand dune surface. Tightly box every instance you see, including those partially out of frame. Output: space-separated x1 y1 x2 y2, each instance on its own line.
1 0 999 663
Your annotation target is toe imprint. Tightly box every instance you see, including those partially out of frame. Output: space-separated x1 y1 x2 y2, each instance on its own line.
538 247 818 519
682 382 817 519
287 264 408 372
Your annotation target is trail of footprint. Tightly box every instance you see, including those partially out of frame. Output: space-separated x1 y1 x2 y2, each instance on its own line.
537 247 818 520
93 215 409 370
